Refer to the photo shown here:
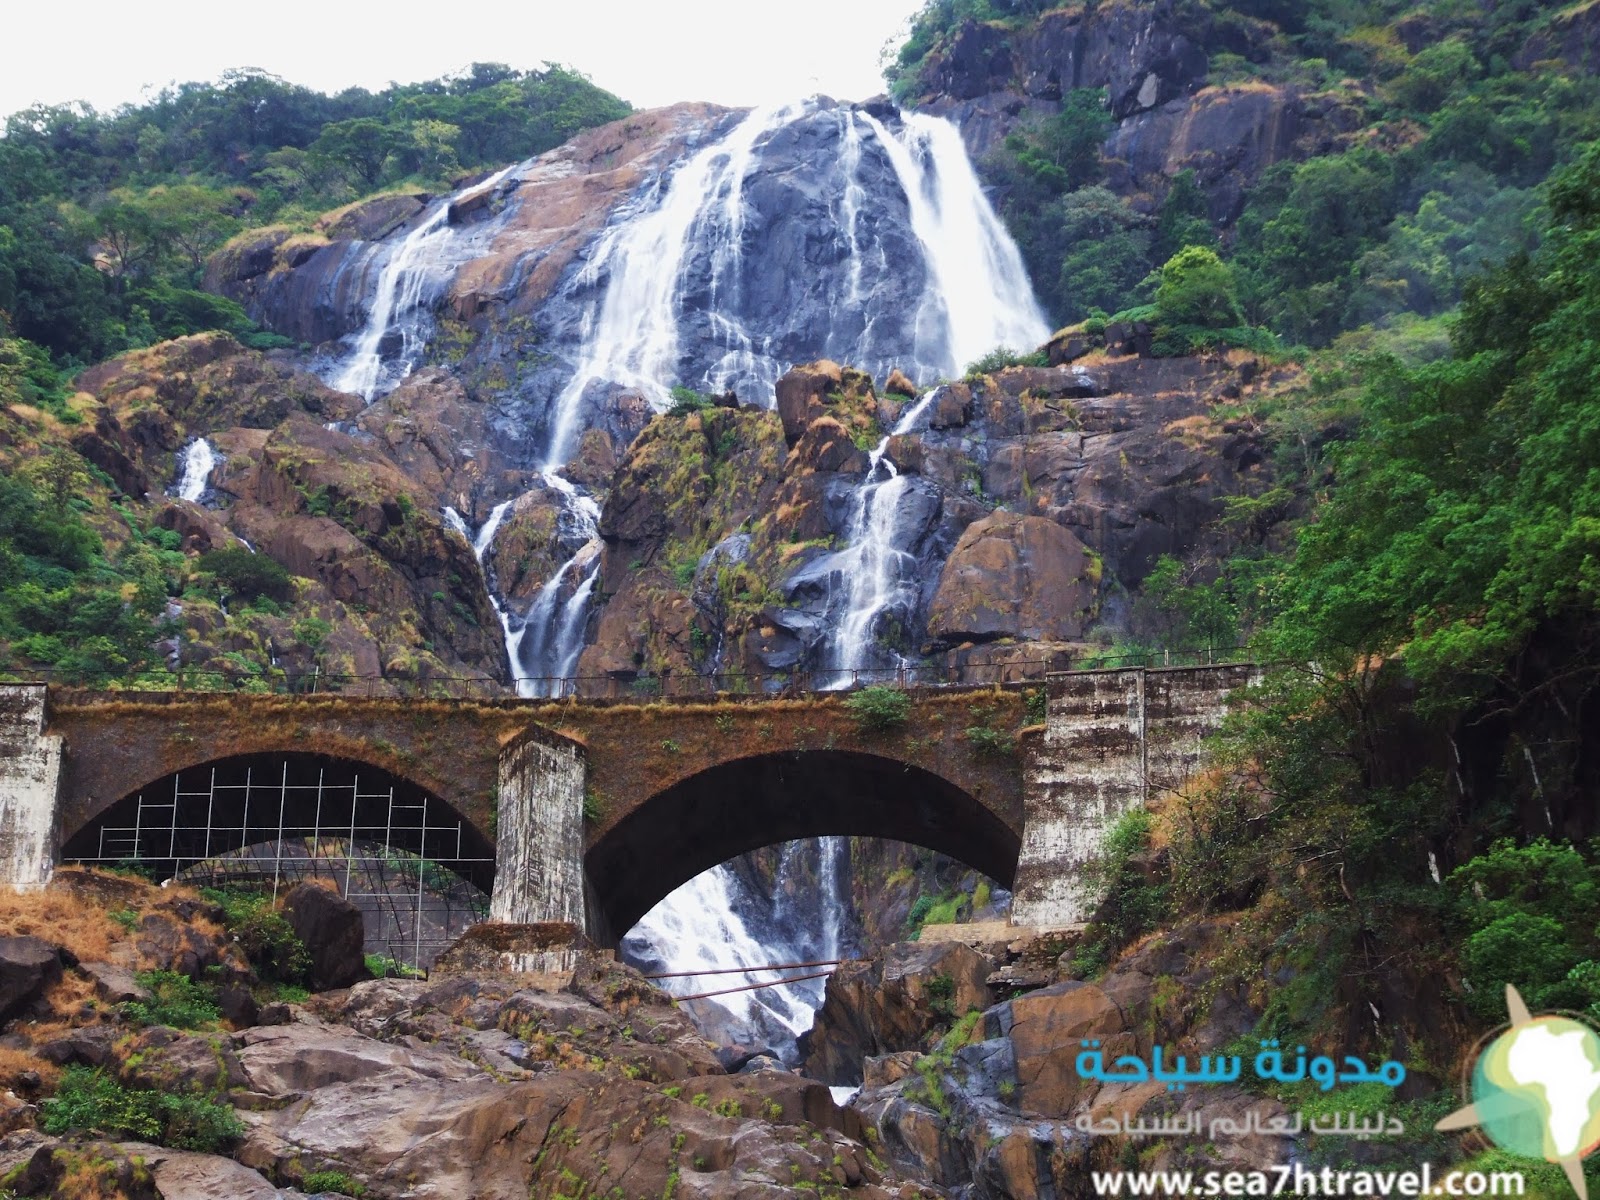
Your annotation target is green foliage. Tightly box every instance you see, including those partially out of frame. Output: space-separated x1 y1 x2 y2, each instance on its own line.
1271 143 1600 704
924 973 957 1020
667 385 713 416
0 472 173 683
1133 556 1241 652
202 887 311 985
1023 687 1047 724
1448 839 1600 1021
964 724 1015 758
1073 808 1168 978
41 1065 243 1152
1155 246 1243 330
0 63 628 369
123 971 222 1030
303 1171 367 1197
196 546 291 602
844 684 910 732
964 346 1048 376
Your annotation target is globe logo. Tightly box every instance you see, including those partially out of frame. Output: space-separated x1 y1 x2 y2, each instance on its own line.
1437 985 1600 1199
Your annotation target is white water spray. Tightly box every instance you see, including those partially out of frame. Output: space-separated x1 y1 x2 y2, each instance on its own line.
329 165 520 401
171 438 219 504
858 111 1049 376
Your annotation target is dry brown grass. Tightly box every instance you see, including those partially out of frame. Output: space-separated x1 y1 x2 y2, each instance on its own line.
0 1044 60 1091
0 890 121 963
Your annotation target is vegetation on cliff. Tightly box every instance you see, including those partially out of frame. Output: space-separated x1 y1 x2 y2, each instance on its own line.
1056 143 1600 1161
898 0 1598 349
0 63 629 368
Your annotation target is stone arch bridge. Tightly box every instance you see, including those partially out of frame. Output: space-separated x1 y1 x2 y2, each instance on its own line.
0 665 1254 940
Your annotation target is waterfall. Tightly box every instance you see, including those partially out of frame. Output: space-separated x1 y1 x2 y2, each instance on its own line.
858 111 1050 375
327 164 520 402
171 438 219 504
621 837 856 1064
402 101 1046 1059
820 387 942 679
544 103 799 468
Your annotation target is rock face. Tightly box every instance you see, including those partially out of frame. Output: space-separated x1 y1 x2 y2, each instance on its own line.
926 511 1096 643
0 938 62 1024
912 0 1365 222
0 873 937 1200
804 941 993 1086
73 332 510 691
280 884 367 991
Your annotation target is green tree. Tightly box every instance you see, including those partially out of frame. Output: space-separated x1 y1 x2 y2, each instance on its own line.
1155 246 1242 329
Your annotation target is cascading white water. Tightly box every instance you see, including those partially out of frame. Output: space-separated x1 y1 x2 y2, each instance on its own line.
859 111 1050 376
405 101 1047 1061
328 164 520 402
622 836 855 1063
822 387 942 678
171 438 219 504
544 103 799 468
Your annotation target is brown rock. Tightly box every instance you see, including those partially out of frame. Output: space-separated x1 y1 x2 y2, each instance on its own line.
927 511 1096 643
804 941 993 1086
884 368 918 398
281 883 368 991
775 360 845 445
1005 980 1130 1115
0 937 63 1024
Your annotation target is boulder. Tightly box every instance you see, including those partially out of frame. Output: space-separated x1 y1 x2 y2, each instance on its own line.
0 937 62 1023
884 368 918 398
10 1141 162 1200
804 941 993 1085
995 979 1131 1115
280 884 368 992
122 1144 289 1199
775 361 844 445
926 511 1097 643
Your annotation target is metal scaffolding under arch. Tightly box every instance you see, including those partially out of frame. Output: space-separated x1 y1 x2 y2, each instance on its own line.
62 753 495 969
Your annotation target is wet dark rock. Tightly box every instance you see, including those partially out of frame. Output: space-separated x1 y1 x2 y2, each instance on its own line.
281 884 369 992
0 938 62 1024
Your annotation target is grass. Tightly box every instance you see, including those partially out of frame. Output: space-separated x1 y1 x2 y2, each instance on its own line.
122 971 221 1030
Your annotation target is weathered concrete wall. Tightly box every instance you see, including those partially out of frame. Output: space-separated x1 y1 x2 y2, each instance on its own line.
1013 670 1145 930
0 685 62 890
1012 664 1256 929
488 729 588 929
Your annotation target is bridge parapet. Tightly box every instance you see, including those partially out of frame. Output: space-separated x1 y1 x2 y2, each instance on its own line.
1013 663 1258 929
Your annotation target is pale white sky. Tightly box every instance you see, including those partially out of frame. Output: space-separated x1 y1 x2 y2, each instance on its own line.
3 0 926 121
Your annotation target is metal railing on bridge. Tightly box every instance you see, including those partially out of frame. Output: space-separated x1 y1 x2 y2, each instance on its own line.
12 645 1252 703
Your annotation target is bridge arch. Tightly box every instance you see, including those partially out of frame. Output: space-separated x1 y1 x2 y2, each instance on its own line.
61 750 497 894
583 749 1022 941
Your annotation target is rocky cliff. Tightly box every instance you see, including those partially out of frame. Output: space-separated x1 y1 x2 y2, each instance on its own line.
907 0 1367 224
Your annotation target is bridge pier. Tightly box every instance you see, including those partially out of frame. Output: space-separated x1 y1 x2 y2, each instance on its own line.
487 728 588 933
0 685 62 891
1012 664 1257 929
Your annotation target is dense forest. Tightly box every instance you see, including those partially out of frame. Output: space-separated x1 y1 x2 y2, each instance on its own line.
0 63 629 372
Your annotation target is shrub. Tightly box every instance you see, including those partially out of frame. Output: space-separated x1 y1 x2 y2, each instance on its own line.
844 685 910 732
202 887 310 985
965 725 1015 758
123 971 221 1030
304 1169 368 1196
1154 246 1243 329
196 546 291 602
41 1066 242 1153
667 385 713 416
963 346 1048 377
